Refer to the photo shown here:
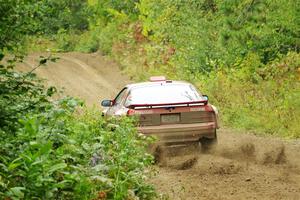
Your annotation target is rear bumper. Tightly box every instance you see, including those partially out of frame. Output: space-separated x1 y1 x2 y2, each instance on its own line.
137 122 216 144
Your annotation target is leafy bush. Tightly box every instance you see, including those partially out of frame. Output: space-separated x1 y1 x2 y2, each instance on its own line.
137 0 299 72
0 57 155 199
55 29 80 52
29 0 91 35
0 55 56 132
196 52 300 138
75 29 100 53
0 0 35 52
1 1 156 199
0 0 91 54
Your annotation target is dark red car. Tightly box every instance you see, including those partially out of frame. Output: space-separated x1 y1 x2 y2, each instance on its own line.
101 76 219 150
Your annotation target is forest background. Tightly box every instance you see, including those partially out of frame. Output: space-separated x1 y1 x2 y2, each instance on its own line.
0 0 299 199
24 0 299 138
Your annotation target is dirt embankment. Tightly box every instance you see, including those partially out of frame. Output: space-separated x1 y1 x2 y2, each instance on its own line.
18 52 130 106
18 52 300 200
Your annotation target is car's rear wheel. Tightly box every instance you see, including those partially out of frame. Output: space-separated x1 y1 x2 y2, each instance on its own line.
199 129 217 153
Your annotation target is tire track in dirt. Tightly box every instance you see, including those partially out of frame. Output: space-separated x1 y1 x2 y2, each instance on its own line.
18 52 130 106
17 52 300 199
152 129 300 200
59 55 115 91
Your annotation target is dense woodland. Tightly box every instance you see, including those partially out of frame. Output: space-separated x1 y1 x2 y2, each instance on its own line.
0 0 299 199
54 0 298 138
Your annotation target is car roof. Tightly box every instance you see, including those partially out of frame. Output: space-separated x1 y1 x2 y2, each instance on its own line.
125 80 191 90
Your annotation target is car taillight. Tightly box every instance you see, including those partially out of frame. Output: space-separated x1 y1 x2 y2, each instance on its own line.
127 109 135 116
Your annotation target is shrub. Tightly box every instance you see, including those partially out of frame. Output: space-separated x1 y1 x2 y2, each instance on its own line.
75 29 100 53
196 52 300 138
0 57 155 199
55 29 82 52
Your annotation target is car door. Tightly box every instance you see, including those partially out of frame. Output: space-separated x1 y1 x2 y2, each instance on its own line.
106 88 128 116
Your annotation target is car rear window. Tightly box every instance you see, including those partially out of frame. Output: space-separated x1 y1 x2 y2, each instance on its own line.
125 83 203 106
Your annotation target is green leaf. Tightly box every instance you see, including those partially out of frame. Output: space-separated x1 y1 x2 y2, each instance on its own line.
39 58 47 65
46 86 57 96
8 157 23 171
8 187 25 198
8 163 22 171
38 141 52 156
54 180 73 189
47 163 67 174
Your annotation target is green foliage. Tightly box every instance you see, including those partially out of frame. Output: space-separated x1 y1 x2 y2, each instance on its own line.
196 52 300 138
0 0 91 54
55 29 80 52
137 0 299 74
0 55 56 132
1 1 156 199
29 0 91 35
75 29 100 53
218 0 299 64
0 0 35 52
87 7 132 55
0 58 155 199
82 0 299 138
92 0 140 21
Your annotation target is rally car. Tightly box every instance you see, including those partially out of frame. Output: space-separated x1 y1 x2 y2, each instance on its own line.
101 76 219 151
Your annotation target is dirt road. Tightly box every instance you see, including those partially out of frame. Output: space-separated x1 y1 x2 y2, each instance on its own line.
151 129 300 200
18 52 130 106
19 53 300 200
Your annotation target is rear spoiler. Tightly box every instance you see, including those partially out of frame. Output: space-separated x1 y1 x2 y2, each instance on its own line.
127 100 208 109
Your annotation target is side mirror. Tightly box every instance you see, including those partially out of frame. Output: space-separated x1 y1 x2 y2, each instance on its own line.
202 95 208 101
101 100 112 107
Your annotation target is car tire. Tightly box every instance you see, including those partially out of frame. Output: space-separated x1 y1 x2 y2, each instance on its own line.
200 129 217 153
